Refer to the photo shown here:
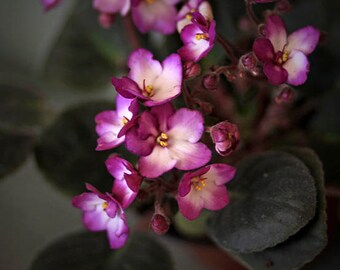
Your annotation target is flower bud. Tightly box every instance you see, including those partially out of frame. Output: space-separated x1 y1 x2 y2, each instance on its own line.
150 213 170 235
183 61 201 79
98 13 115 29
203 73 219 90
240 52 257 71
274 0 292 14
210 121 240 156
275 87 295 104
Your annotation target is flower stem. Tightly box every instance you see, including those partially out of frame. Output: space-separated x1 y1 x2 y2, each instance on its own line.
245 0 261 26
216 33 238 64
122 15 142 50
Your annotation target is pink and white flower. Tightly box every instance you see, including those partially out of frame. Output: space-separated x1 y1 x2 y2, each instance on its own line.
131 0 180 34
176 0 213 33
93 0 131 16
41 0 62 11
178 12 216 62
252 15 320 86
106 155 142 208
125 103 211 178
95 94 138 151
112 49 182 107
177 164 236 220
72 183 129 249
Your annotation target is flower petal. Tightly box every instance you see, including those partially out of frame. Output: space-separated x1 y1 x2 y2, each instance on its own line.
205 164 236 186
177 190 203 220
284 49 310 86
150 103 175 132
286 26 320 55
265 15 287 52
263 62 288 85
106 213 129 249
200 185 229 211
72 192 105 211
252 38 275 62
167 108 204 143
139 146 177 178
82 207 109 231
112 76 145 99
170 141 211 170
93 0 130 16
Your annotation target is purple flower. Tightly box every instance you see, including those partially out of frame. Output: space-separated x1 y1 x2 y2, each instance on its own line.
125 103 211 178
253 15 320 86
131 0 180 34
41 0 62 11
72 184 129 249
95 95 138 151
112 49 182 107
178 12 216 62
176 0 213 33
210 121 240 156
106 155 142 208
177 164 236 220
93 0 131 16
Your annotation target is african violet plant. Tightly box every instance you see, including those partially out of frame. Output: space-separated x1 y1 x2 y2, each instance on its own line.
15 0 338 269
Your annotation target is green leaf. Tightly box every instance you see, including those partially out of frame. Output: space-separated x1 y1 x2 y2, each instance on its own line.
104 232 174 270
0 83 48 178
233 148 327 270
207 151 317 253
30 231 174 270
44 1 130 91
173 211 211 239
34 101 118 196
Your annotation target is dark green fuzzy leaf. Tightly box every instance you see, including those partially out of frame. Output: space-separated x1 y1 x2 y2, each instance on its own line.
207 151 317 253
44 1 129 91
30 231 174 270
34 102 118 196
104 232 174 270
233 148 327 270
0 83 48 178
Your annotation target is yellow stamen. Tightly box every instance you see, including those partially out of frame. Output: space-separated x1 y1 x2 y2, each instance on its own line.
122 117 129 126
145 0 155 4
195 33 209 41
102 202 108 210
144 85 154 97
191 177 207 191
156 132 169 147
186 13 193 20
278 50 289 64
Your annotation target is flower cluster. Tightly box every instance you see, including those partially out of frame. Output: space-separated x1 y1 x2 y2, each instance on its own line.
49 0 321 249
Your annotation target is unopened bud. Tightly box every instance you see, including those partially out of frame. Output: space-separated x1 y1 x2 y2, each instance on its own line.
210 121 240 156
203 73 219 90
274 0 291 14
150 213 170 235
275 87 295 104
240 52 257 71
183 61 201 79
98 13 115 29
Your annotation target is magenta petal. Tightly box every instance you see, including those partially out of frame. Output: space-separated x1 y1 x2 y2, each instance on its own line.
178 173 192 197
112 77 145 100
105 201 118 218
72 192 104 211
265 15 287 52
124 173 141 193
200 185 229 211
170 141 211 171
263 62 288 85
112 178 138 208
207 164 236 186
150 103 175 132
287 26 320 55
284 50 309 86
252 38 275 62
41 0 62 11
116 95 137 119
93 0 130 15
82 207 108 231
106 213 129 249
128 49 162 89
177 192 203 220
168 108 204 143
125 127 155 156
139 146 177 178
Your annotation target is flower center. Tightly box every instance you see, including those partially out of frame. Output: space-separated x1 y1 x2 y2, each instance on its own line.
143 80 155 97
191 176 207 191
145 0 156 4
121 116 129 126
156 132 169 147
102 202 108 210
195 33 209 41
185 8 197 20
276 50 289 65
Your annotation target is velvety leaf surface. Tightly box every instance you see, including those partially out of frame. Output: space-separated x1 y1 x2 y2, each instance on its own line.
30 231 173 270
207 151 317 253
103 232 174 270
44 1 129 91
34 102 116 196
0 83 48 178
233 148 327 270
